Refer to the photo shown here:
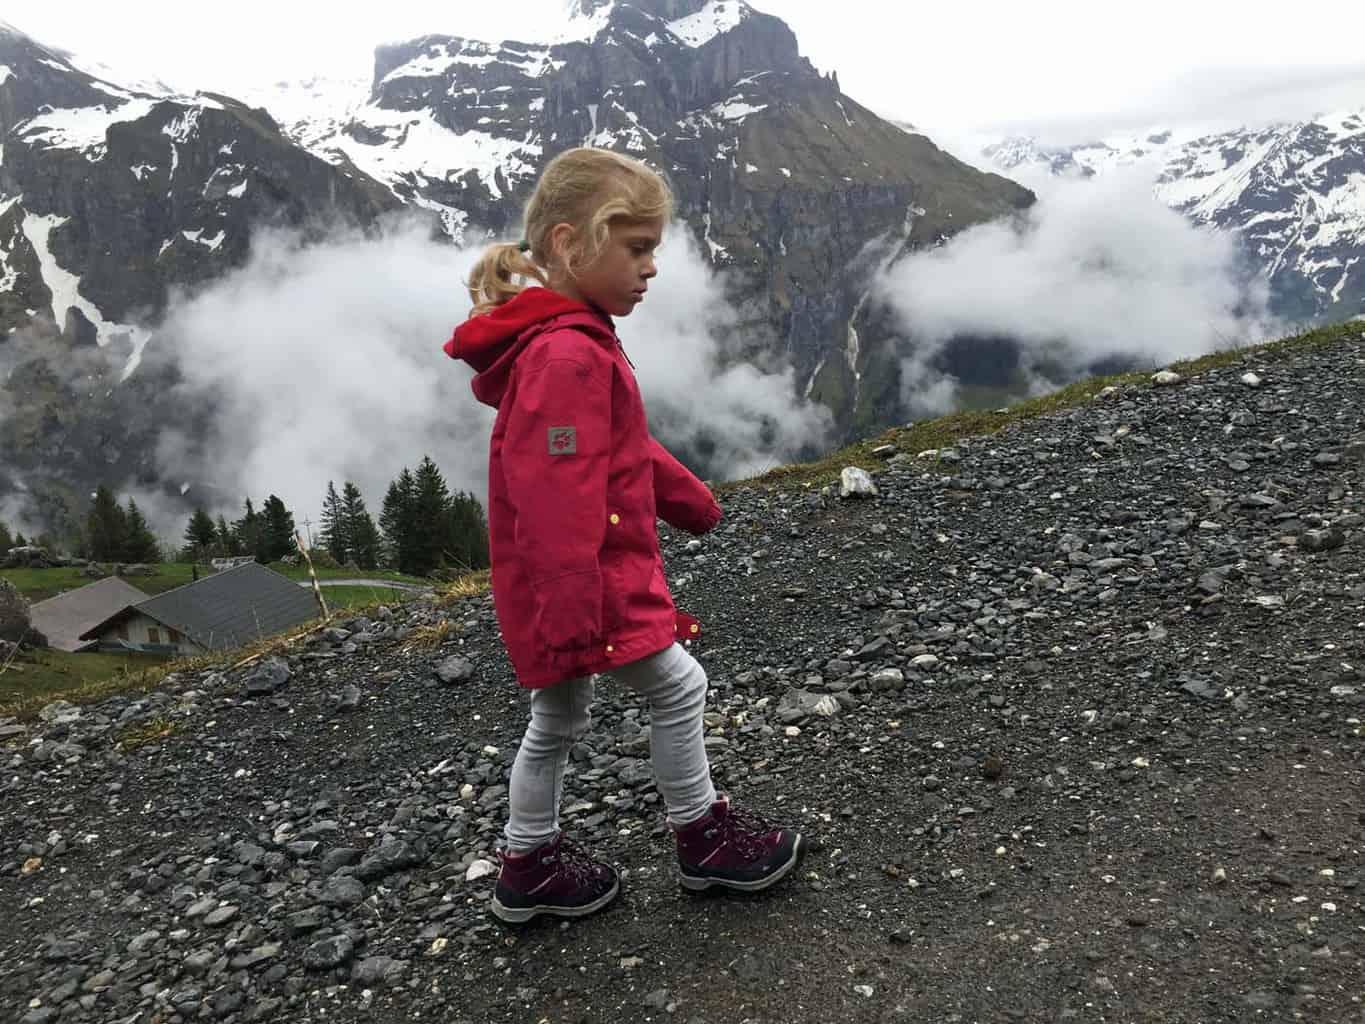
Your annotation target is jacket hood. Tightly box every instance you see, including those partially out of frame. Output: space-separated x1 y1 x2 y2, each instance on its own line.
444 288 617 407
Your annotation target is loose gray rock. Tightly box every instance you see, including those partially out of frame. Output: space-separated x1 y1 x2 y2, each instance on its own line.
320 875 366 907
242 658 291 697
303 935 355 972
434 656 474 684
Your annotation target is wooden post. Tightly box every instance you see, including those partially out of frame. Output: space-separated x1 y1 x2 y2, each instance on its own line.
295 533 330 621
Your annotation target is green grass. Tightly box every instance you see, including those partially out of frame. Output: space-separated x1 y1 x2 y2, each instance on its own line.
266 564 430 586
724 318 1365 493
1 561 430 604
1 564 195 603
0 648 167 708
314 585 412 610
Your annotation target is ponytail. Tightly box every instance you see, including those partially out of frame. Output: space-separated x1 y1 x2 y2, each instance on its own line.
466 241 549 316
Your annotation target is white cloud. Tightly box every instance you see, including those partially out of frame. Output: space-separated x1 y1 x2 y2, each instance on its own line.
154 215 827 526
875 165 1284 415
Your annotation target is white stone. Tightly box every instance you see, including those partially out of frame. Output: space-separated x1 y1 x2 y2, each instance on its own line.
1240 371 1263 387
838 466 879 498
1152 370 1183 386
812 695 840 717
911 654 940 669
465 859 497 882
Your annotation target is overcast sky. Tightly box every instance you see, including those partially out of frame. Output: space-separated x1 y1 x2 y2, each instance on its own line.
8 0 1365 143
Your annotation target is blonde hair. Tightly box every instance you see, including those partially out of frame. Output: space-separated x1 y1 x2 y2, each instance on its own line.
466 147 674 315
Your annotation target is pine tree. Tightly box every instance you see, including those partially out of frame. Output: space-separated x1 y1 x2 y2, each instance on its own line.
122 499 160 563
446 490 491 572
261 495 297 563
235 499 264 563
412 456 455 577
13 531 27 547
379 468 418 574
318 481 348 565
340 482 378 570
349 514 381 571
215 515 236 555
0 520 12 553
86 485 127 561
184 508 217 557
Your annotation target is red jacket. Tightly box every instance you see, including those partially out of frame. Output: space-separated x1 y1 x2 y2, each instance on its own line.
446 287 722 688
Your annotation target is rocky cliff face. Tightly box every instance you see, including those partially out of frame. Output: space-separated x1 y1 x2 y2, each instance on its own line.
279 0 1031 435
0 21 402 525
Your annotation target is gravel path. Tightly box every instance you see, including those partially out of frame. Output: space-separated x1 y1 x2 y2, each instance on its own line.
2 331 1363 1023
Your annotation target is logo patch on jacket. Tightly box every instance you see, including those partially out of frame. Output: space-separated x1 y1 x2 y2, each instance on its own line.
548 426 577 455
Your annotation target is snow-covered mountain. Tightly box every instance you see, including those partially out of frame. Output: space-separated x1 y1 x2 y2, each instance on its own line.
983 129 1184 179
0 1 1029 529
984 112 1365 322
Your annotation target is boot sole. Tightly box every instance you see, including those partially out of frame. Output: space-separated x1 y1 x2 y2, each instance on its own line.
490 878 621 924
679 834 806 893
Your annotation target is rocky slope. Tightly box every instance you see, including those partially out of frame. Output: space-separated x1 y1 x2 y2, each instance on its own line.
986 110 1365 324
1 324 1362 1022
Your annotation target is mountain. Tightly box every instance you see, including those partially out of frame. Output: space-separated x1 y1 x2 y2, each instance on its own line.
261 0 1030 412
0 3 1029 533
983 129 1182 179
984 111 1365 323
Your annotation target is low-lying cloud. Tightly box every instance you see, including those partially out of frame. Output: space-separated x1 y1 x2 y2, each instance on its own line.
876 162 1284 419
154 215 829 532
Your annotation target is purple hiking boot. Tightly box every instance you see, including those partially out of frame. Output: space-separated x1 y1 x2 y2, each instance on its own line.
490 832 620 923
672 795 806 892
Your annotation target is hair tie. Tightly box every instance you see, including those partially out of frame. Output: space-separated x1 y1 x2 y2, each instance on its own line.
517 239 531 253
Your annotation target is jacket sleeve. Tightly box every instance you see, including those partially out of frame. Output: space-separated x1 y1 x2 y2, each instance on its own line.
501 347 612 659
650 436 722 535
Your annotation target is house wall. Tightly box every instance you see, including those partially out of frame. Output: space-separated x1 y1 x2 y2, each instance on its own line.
92 612 202 656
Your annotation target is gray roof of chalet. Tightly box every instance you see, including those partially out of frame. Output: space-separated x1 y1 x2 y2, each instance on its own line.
30 577 150 652
79 562 320 651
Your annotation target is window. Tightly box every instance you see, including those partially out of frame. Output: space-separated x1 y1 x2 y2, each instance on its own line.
116 622 128 640
147 627 161 645
167 628 181 644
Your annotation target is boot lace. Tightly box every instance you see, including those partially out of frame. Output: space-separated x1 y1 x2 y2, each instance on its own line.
708 806 778 861
543 834 602 884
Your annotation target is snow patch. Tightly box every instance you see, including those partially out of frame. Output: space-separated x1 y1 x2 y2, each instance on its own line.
18 98 157 157
668 0 749 47
320 106 540 202
715 99 767 122
0 65 13 86
130 163 156 181
182 229 226 251
162 107 204 144
379 40 545 84
559 1 616 43
702 210 727 262
19 211 150 380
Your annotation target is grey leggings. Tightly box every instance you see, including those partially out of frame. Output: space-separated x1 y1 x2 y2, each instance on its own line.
504 642 718 852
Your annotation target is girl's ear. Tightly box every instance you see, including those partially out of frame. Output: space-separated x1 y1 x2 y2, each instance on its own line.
548 222 577 268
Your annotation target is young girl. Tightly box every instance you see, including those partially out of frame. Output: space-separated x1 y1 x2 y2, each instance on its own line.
444 147 805 923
